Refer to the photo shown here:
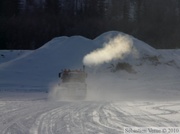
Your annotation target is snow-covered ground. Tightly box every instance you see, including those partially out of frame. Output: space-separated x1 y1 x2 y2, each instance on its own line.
0 100 180 134
0 31 180 133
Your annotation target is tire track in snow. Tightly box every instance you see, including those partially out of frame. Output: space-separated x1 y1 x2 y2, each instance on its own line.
0 101 180 134
30 103 77 134
0 101 69 134
111 102 180 127
30 102 104 134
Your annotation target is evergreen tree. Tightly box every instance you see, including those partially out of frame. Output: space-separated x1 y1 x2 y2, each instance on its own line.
97 0 105 18
0 0 20 17
63 0 75 16
45 0 59 15
84 0 96 17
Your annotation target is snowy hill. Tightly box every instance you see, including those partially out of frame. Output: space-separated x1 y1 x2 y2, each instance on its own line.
0 36 94 91
0 31 180 98
0 50 32 64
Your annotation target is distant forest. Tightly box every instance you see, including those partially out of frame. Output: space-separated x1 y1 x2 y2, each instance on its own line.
0 0 180 49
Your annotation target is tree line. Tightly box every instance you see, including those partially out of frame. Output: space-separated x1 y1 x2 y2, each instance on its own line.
0 0 180 49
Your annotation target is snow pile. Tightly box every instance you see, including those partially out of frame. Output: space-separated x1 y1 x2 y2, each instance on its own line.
0 36 96 91
83 32 162 68
0 31 179 99
94 31 159 57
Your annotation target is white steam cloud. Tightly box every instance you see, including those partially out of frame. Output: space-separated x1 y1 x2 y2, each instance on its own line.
83 34 134 66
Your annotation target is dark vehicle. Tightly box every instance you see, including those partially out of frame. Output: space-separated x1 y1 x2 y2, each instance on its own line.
58 68 87 99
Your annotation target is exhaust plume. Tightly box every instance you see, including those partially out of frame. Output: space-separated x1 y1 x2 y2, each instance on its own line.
83 34 135 67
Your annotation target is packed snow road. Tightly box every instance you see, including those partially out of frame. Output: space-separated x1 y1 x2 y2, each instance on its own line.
0 100 180 134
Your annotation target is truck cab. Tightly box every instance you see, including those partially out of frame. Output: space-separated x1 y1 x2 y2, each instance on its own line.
58 69 87 100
